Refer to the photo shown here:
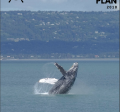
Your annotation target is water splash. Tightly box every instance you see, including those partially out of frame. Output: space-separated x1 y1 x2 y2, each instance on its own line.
34 62 60 95
41 62 59 78
34 78 58 95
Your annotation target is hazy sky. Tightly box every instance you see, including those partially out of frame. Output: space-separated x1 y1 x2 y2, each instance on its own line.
1 0 119 11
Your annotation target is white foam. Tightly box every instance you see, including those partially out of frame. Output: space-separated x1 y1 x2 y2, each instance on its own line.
38 78 58 85
34 78 58 95
40 92 49 95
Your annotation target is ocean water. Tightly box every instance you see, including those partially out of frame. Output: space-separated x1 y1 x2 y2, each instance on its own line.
1 60 119 112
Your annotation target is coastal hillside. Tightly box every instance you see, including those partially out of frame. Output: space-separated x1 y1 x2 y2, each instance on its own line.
1 11 119 59
1 11 119 42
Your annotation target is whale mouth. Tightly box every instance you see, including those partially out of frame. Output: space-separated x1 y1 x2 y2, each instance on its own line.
71 62 78 68
69 62 78 72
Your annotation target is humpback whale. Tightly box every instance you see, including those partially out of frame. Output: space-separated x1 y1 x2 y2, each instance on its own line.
49 62 78 94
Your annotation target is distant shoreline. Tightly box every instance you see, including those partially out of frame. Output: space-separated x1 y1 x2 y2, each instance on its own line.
1 58 119 61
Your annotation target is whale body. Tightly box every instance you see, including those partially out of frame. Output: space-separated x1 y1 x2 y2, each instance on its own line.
49 62 78 94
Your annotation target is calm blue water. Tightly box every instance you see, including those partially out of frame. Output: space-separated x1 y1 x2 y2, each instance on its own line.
1 60 119 112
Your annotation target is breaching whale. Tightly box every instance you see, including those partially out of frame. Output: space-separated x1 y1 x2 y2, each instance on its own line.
49 62 78 94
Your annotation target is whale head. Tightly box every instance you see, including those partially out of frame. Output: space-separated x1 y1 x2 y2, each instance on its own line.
67 62 78 78
71 62 78 71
